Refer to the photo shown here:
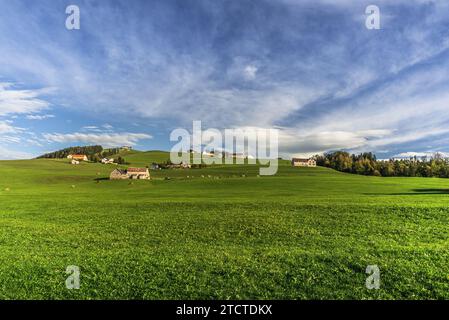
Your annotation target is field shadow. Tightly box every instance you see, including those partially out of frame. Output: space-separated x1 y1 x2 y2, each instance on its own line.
94 177 109 181
411 188 449 194
364 188 449 195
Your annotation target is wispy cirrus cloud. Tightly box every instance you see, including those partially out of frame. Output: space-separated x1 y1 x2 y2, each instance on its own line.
0 120 25 136
0 121 19 134
0 145 33 160
42 132 152 148
26 114 55 120
0 82 53 116
393 151 449 159
80 124 115 133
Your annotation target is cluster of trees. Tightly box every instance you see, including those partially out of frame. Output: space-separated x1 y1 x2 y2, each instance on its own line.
90 154 127 164
101 148 123 158
116 156 127 165
37 145 127 164
37 145 103 160
315 151 449 178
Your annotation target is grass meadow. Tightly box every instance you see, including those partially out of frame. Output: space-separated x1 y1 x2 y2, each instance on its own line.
0 151 448 299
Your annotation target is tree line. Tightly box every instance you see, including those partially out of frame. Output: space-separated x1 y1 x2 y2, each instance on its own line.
37 145 126 163
315 151 449 178
37 145 104 160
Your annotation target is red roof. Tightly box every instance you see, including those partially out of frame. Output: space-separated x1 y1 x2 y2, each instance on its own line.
127 167 148 173
292 158 310 163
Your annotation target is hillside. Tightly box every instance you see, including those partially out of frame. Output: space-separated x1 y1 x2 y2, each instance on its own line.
110 150 171 166
0 158 448 299
36 145 104 159
113 150 292 169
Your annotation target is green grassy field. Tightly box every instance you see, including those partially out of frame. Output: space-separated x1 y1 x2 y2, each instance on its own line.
0 151 448 299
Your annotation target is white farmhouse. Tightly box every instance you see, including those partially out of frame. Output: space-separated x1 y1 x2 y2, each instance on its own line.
291 158 317 167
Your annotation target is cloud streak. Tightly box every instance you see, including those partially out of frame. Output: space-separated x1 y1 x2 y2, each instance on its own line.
26 114 55 120
42 132 152 148
0 83 52 116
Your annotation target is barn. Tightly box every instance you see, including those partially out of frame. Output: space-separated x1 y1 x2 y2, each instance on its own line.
109 169 129 180
127 167 150 179
109 168 150 180
291 158 317 167
68 154 88 161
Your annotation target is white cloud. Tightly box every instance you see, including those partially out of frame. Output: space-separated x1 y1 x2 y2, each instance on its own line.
0 145 33 160
0 121 28 155
226 58 260 82
81 126 100 131
0 83 53 116
0 121 16 134
278 128 390 157
25 138 43 147
283 58 449 157
0 121 23 134
139 84 324 128
81 124 115 133
0 135 21 143
201 125 392 159
26 114 55 120
42 132 152 148
393 151 449 159
243 65 258 80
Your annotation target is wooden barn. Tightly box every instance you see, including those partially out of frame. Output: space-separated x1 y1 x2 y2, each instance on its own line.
109 168 150 180
109 169 129 180
291 158 317 167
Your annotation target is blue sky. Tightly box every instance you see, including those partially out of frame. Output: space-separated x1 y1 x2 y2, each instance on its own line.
1 0 449 159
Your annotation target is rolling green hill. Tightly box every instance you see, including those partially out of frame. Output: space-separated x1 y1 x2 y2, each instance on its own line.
111 150 171 166
0 155 448 299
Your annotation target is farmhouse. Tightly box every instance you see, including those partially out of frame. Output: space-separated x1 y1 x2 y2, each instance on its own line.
101 158 115 164
68 154 88 161
110 169 128 180
110 168 150 180
232 152 246 159
127 167 150 179
166 162 191 169
181 162 191 169
291 158 316 167
202 150 217 157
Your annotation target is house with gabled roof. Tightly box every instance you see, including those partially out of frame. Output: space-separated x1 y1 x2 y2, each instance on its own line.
68 154 88 161
291 158 316 167
110 167 150 180
127 167 150 179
